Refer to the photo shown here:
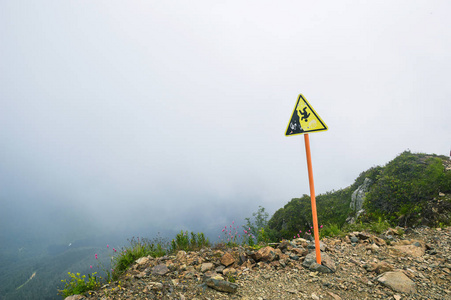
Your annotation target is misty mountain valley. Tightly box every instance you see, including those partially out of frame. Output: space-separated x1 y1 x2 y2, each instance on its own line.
1 151 450 299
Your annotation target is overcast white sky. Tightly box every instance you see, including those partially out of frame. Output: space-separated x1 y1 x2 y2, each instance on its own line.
1 1 450 240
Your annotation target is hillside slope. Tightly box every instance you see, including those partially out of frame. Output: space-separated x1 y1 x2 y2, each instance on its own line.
266 151 451 241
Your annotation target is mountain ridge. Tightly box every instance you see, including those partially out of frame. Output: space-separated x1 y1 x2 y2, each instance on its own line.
265 151 451 241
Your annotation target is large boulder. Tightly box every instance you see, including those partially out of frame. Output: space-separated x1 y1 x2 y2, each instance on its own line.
152 264 169 275
220 252 235 267
254 246 277 262
390 240 425 257
377 271 416 294
302 251 336 273
200 262 214 273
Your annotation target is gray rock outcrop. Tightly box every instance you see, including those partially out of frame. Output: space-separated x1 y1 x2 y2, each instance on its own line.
348 178 372 223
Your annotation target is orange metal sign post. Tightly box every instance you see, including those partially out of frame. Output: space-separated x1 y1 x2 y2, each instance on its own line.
285 94 328 265
304 134 321 264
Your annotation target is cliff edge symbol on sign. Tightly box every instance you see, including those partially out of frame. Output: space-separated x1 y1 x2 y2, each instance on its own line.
285 94 328 136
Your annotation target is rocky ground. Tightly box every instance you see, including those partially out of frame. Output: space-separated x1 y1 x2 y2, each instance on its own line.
66 226 451 300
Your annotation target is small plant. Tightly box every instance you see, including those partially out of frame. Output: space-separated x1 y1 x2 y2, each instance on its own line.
171 230 210 252
369 217 391 234
438 222 447 229
94 250 115 283
319 224 343 238
257 228 270 244
196 232 209 248
171 231 189 252
59 272 101 298
113 237 167 280
227 273 236 283
247 234 255 247
342 220 366 233
245 206 270 243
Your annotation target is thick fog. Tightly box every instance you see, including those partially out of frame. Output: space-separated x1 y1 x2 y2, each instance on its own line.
1 1 450 244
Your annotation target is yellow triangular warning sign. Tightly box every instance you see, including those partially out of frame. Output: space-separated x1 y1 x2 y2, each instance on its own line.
285 94 328 136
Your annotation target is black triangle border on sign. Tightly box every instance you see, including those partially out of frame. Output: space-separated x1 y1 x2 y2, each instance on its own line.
285 94 328 136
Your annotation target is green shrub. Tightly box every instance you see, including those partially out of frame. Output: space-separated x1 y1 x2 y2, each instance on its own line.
368 218 391 234
342 221 366 233
245 206 270 242
320 224 343 238
58 272 101 298
365 151 450 226
341 218 391 235
112 237 167 280
170 231 210 252
267 188 353 240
